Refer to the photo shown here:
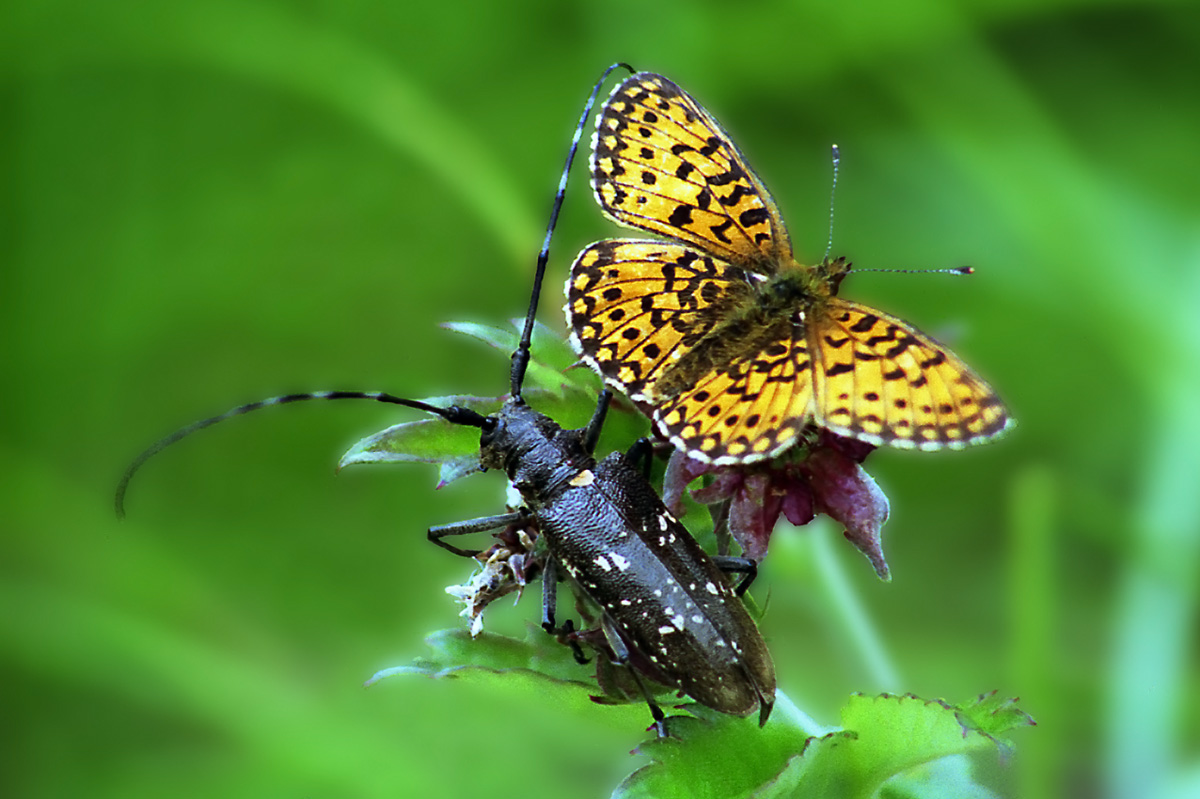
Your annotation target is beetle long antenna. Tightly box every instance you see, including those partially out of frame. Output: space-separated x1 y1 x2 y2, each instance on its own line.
511 61 635 400
115 390 485 518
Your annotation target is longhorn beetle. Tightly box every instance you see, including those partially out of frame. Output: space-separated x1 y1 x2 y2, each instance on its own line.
116 63 775 733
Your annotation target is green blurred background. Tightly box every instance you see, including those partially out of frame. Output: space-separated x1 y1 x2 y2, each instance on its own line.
4 0 1198 796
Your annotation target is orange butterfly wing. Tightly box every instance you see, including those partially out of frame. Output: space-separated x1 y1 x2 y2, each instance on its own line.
566 240 754 404
653 325 816 463
590 72 791 271
809 299 1011 449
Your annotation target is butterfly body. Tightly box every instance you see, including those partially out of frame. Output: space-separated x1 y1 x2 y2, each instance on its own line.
648 260 824 396
567 72 1011 465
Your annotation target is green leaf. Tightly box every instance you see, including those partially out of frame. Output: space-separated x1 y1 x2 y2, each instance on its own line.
339 387 605 484
441 320 519 354
336 394 499 476
951 690 1037 757
880 755 1000 799
616 692 1033 799
442 320 563 396
517 317 590 380
365 626 607 714
376 626 589 683
436 455 485 487
787 693 1031 798
614 696 822 799
442 319 599 397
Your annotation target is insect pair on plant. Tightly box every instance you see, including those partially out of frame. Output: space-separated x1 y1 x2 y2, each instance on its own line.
118 61 1012 733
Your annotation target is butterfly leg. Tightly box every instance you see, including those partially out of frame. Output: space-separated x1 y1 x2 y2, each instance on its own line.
427 511 523 558
708 499 733 556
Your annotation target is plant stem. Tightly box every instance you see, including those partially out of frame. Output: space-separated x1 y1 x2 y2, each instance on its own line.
811 522 902 690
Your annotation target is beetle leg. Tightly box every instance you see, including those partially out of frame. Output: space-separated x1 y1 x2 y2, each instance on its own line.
427 511 523 558
557 618 590 665
600 616 669 738
540 558 559 629
624 437 654 479
539 560 589 664
713 555 758 596
581 389 612 455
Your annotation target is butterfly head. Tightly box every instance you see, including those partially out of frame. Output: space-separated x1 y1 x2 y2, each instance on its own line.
819 255 852 296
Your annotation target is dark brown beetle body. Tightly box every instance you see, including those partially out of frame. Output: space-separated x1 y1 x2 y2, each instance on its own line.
479 400 775 724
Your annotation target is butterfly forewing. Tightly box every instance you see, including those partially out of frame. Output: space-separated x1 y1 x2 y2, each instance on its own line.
592 73 791 270
811 299 1011 449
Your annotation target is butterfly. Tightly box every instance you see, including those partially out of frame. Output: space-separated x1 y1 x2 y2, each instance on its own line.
565 72 1012 465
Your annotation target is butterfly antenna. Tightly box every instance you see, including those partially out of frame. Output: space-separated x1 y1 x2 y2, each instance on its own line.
853 266 975 276
822 144 840 263
511 61 635 400
115 390 486 519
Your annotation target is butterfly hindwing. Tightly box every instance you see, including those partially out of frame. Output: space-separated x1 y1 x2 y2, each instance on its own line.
566 240 756 403
592 73 791 271
655 321 815 463
811 299 1010 450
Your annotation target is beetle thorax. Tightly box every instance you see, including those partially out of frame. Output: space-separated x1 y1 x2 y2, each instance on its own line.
479 402 593 507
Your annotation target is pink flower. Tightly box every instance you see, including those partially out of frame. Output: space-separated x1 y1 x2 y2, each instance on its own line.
662 431 892 580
